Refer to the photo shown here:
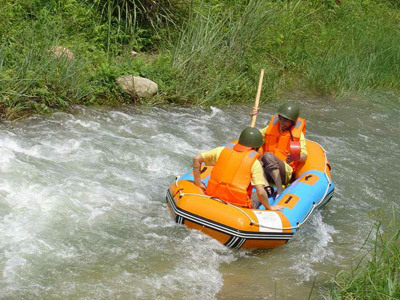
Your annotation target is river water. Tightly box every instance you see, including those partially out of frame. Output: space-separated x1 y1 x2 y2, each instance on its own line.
0 92 399 299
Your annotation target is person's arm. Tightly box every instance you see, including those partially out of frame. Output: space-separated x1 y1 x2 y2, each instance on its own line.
193 147 223 190
299 133 308 162
251 160 281 209
255 185 282 211
299 151 307 162
193 154 206 190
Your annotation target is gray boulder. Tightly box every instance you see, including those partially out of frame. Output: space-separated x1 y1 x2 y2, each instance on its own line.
116 75 158 98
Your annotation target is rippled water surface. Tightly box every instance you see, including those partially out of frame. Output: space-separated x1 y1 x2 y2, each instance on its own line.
0 92 399 299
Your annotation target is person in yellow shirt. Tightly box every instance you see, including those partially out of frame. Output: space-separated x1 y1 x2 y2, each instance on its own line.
251 103 308 197
193 127 282 211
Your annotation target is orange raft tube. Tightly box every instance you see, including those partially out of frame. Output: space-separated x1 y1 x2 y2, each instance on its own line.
166 140 334 249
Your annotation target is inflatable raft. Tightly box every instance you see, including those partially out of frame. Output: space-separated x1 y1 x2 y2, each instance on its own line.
166 139 334 249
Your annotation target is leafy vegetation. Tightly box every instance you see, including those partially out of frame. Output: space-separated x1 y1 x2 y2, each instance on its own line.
328 210 400 299
0 0 399 118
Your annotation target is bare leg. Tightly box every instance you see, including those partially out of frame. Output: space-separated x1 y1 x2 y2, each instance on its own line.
270 169 284 194
261 152 286 195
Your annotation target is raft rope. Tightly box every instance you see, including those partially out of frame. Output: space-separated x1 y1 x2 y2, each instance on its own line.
174 144 333 231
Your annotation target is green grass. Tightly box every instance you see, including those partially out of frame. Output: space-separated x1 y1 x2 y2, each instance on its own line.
328 210 400 299
0 16 87 117
88 0 185 53
169 0 400 104
170 0 281 105
303 1 400 94
0 0 399 118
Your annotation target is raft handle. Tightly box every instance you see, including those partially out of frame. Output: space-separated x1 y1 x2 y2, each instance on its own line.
173 188 183 198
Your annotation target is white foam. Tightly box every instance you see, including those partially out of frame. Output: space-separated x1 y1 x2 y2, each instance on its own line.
3 255 27 282
209 106 223 118
288 212 337 281
66 119 101 129
0 136 41 158
110 111 136 122
88 206 112 221
0 148 16 163
49 139 82 155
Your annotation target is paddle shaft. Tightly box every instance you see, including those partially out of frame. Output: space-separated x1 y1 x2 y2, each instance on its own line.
250 69 264 128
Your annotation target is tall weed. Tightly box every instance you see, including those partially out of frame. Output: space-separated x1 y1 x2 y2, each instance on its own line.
89 0 188 52
302 1 400 93
328 210 400 299
1 0 400 117
0 10 92 117
171 0 280 105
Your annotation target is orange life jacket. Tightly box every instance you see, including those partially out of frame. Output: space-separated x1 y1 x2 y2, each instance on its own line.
205 144 260 208
263 115 306 171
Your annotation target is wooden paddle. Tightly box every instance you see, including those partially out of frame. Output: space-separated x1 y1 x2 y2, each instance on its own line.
250 69 264 128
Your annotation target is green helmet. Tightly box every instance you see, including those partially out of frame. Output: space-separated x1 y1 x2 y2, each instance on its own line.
277 102 300 121
238 127 263 148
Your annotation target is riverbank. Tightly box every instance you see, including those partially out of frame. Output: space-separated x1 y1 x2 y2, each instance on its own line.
1 0 400 120
328 210 400 299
